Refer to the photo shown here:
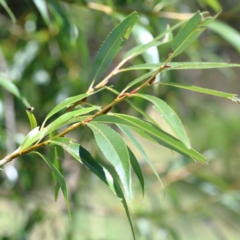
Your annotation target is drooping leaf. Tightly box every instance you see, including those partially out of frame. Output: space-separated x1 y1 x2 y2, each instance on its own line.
49 144 64 201
50 137 81 162
128 147 144 196
171 11 220 58
87 122 132 202
33 151 71 218
0 77 29 107
159 82 237 99
26 110 38 130
45 106 100 135
135 94 191 148
118 125 146 195
94 114 206 162
118 124 165 193
79 146 135 240
93 11 138 82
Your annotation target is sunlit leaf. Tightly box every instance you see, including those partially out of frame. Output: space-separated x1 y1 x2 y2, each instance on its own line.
20 127 47 151
42 88 104 128
135 94 191 148
171 11 220 58
42 93 88 127
26 110 38 130
33 151 71 218
94 114 206 162
79 146 136 240
159 82 237 99
45 106 100 135
88 122 132 202
50 137 81 162
93 11 138 82
120 62 240 72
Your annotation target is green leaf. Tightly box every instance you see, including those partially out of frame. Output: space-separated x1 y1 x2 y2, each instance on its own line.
42 88 104 128
208 20 240 53
123 23 174 60
159 82 237 99
42 93 88 127
0 0 16 23
124 40 169 60
135 94 191 148
122 69 156 92
121 62 240 72
49 144 64 201
118 125 146 195
33 151 71 218
45 106 100 135
168 62 240 70
50 137 81 162
88 122 132 202
171 11 220 58
94 114 206 162
79 146 135 240
26 110 38 130
0 77 29 107
20 127 48 151
93 11 138 82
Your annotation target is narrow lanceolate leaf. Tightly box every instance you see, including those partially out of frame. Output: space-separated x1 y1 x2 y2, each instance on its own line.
124 41 169 60
34 151 71 218
42 93 88 127
26 110 38 130
88 122 132 202
128 147 144 196
122 69 156 92
79 146 135 240
42 88 104 128
20 127 48 151
171 11 220 58
0 77 29 107
49 144 64 201
118 125 146 195
124 24 173 60
120 62 240 72
50 137 81 162
160 82 237 99
45 106 100 135
135 94 191 148
93 11 138 82
94 114 206 162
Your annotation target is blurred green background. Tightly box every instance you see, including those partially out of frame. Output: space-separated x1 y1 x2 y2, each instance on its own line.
1 0 240 239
